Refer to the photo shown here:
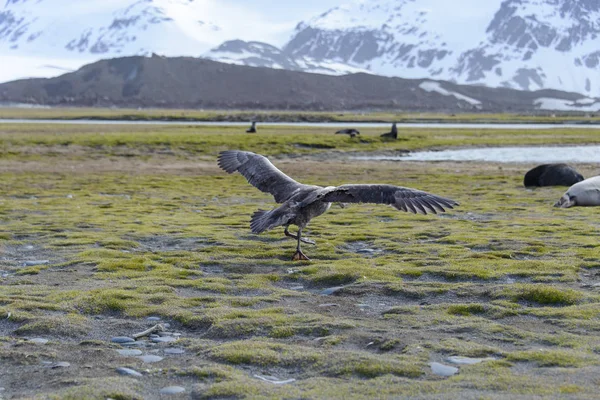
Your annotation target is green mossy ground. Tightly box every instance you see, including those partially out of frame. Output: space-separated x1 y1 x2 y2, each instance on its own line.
1 120 600 398
1 107 600 124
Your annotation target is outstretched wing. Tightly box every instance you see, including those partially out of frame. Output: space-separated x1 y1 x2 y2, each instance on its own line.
318 184 458 214
218 150 309 203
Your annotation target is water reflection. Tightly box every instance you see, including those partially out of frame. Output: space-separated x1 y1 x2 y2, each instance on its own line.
1 119 600 129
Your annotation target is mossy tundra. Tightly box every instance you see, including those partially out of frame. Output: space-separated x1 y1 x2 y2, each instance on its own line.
1 120 600 398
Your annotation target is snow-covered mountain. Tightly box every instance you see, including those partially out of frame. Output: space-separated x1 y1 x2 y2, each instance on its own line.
0 0 279 82
206 40 368 75
0 0 232 57
1 0 599 99
206 0 600 97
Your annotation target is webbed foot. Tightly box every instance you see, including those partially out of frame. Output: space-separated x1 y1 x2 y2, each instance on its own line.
292 250 311 261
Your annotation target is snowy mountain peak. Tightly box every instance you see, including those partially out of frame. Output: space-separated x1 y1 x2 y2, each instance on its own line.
279 0 599 95
0 0 225 58
1 0 599 98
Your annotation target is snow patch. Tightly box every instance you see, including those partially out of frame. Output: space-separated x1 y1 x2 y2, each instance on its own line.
419 81 481 106
534 97 600 112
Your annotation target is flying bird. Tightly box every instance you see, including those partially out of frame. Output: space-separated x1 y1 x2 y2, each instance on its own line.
246 121 257 133
335 128 360 138
218 150 458 261
380 122 398 139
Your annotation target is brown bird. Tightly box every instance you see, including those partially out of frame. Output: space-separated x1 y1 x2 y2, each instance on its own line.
335 128 360 138
218 150 458 260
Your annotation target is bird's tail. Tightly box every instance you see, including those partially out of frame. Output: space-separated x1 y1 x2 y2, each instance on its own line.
250 206 289 234
250 209 273 234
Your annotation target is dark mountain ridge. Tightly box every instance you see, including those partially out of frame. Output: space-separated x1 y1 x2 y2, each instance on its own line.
0 55 592 112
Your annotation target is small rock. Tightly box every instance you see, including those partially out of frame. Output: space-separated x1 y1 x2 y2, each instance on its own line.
290 286 304 290
117 349 143 356
138 355 163 363
164 348 185 355
116 367 143 377
152 336 176 343
254 374 296 385
146 316 161 321
158 332 175 337
51 361 70 369
318 303 340 308
446 356 494 365
320 286 344 296
430 362 459 377
121 340 146 347
111 336 135 344
160 386 186 395
23 260 50 267
29 338 49 345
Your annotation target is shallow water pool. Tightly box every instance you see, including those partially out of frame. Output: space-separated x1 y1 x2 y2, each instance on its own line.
354 145 600 163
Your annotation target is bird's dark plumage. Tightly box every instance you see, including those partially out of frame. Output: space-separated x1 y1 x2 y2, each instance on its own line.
524 164 584 187
381 122 398 139
218 150 458 260
336 128 360 138
318 184 456 214
218 150 310 203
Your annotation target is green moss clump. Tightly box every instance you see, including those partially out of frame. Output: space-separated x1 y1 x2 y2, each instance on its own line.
447 304 486 316
506 350 591 367
507 284 583 305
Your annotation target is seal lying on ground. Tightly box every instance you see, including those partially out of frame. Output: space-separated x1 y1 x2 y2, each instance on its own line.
524 163 584 187
554 176 600 208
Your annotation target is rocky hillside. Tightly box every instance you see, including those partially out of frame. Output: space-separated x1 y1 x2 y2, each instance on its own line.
1 56 597 112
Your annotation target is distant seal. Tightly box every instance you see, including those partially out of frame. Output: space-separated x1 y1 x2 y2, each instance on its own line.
335 128 360 138
554 176 600 208
246 121 257 133
380 122 397 139
524 163 584 187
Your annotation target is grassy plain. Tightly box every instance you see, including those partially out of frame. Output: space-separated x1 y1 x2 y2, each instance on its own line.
1 107 600 124
1 120 600 399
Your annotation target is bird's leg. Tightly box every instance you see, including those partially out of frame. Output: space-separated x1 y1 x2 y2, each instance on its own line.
284 226 315 245
292 227 311 261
